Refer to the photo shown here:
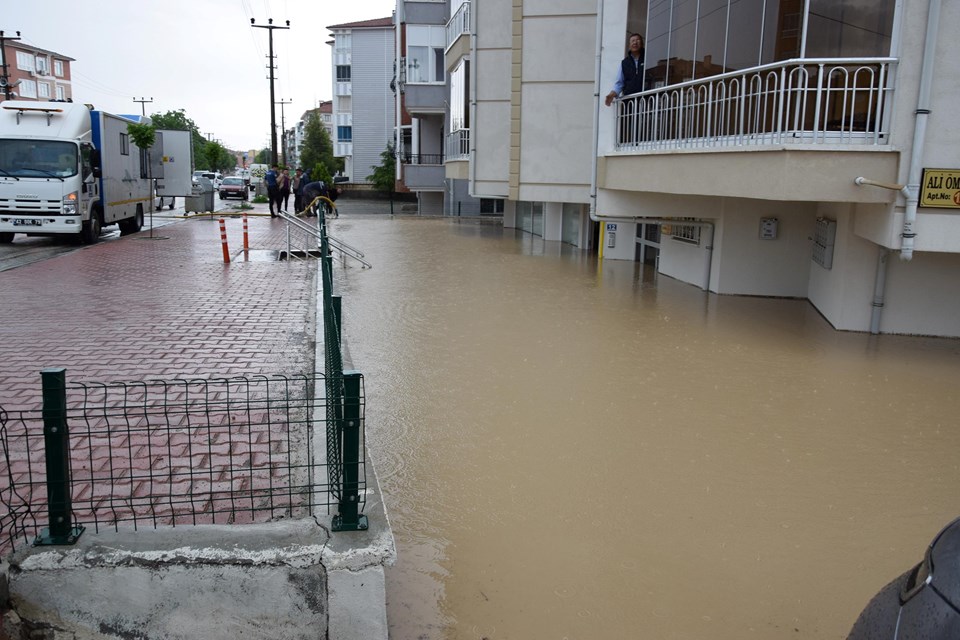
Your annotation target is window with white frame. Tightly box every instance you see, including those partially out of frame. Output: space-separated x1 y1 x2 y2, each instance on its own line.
670 218 701 245
16 51 34 72
54 60 63 77
450 60 469 131
35 56 49 76
336 65 351 81
406 25 445 83
55 85 65 100
18 79 37 98
38 82 50 98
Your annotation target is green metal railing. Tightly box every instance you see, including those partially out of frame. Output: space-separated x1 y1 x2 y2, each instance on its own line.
0 203 370 552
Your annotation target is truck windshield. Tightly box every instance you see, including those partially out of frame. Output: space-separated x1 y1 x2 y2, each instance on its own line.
0 139 79 178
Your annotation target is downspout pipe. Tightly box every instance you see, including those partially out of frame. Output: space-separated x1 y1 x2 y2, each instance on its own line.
589 0 603 224
899 0 940 261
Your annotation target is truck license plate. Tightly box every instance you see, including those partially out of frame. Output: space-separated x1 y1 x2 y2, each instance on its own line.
12 219 42 226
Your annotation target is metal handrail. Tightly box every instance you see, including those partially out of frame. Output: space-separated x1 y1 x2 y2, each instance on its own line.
616 56 897 151
277 203 372 269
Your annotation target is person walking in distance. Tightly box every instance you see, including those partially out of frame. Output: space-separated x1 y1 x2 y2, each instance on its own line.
292 168 304 213
265 164 280 217
279 168 292 213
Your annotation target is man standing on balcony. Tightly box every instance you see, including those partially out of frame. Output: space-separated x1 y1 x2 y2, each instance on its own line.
605 33 645 106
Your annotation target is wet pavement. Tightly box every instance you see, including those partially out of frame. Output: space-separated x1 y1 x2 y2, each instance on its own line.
0 198 322 407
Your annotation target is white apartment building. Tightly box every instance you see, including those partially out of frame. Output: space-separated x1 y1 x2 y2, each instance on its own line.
459 0 960 338
328 17 397 183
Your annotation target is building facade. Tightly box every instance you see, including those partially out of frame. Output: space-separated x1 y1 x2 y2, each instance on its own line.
327 17 397 183
0 40 73 103
450 0 959 337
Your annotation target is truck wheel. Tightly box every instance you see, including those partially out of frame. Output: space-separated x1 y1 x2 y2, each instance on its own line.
119 205 144 235
80 209 102 244
0 232 14 244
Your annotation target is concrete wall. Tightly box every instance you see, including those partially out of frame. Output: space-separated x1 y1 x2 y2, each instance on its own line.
6 508 395 640
473 0 512 196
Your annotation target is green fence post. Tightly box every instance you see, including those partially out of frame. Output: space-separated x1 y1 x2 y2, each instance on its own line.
35 368 84 545
332 371 368 532
332 296 342 343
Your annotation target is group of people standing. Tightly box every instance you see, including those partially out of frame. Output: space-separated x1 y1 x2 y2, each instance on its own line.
264 164 340 218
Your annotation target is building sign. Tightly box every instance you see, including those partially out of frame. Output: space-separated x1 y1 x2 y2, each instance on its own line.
920 168 960 209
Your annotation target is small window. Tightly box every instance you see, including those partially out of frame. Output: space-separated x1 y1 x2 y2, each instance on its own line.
54 60 64 77
38 82 50 98
55 85 65 100
120 133 130 156
18 79 37 99
336 65 351 81
480 199 504 214
35 56 48 75
15 51 34 72
337 126 352 142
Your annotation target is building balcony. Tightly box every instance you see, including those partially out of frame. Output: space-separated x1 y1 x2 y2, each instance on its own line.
402 154 445 190
403 83 446 114
614 57 896 152
445 129 469 161
445 1 470 52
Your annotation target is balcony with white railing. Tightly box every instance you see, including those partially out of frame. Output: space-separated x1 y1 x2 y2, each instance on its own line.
614 58 896 152
445 129 470 161
445 1 471 52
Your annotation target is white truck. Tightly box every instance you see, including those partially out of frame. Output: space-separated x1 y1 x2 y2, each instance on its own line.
0 100 191 244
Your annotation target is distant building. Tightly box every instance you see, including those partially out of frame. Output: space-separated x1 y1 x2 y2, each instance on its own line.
0 39 73 102
327 17 396 183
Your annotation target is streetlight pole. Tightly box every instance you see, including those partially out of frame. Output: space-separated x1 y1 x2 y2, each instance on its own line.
275 98 292 167
0 31 23 101
251 18 290 166
133 97 153 117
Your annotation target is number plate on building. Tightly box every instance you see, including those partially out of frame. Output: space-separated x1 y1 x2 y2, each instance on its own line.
12 219 42 226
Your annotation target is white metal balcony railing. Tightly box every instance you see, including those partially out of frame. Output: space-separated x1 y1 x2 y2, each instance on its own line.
615 58 896 152
446 129 470 160
445 1 471 52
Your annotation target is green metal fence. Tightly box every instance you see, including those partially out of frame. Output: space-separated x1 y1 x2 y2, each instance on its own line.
0 206 368 553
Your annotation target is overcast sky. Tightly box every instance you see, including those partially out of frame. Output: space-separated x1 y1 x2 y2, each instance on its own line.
5 0 396 153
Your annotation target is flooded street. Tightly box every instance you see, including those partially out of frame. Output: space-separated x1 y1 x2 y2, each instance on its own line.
331 215 960 640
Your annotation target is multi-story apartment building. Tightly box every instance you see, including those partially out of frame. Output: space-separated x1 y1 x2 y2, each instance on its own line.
450 0 960 338
0 40 73 103
327 17 396 183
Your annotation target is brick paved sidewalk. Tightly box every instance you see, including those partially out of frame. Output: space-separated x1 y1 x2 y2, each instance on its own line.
0 199 320 408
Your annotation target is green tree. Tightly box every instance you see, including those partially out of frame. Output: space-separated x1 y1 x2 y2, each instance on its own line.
367 142 396 193
299 112 339 177
200 140 236 174
254 147 270 164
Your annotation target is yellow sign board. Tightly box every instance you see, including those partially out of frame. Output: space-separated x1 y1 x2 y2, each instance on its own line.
920 168 960 209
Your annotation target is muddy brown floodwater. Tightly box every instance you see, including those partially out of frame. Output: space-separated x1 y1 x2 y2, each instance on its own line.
330 215 960 640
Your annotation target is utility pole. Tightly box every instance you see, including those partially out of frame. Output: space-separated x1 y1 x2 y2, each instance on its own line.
0 31 22 101
133 97 153 117
250 18 290 166
275 98 292 167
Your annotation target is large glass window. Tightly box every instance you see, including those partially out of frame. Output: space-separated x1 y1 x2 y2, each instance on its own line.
450 60 470 132
642 0 896 88
407 25 446 84
336 65 351 81
806 0 895 58
0 139 78 177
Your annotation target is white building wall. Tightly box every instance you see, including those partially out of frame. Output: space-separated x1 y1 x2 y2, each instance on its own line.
473 0 512 197
350 28 396 183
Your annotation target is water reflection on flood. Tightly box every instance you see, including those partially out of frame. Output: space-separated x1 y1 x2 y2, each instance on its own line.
332 216 960 640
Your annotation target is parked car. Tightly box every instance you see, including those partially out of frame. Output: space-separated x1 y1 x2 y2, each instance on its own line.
192 170 222 190
218 177 248 200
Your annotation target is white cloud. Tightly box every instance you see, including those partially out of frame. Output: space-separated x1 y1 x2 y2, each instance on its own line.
5 0 396 151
